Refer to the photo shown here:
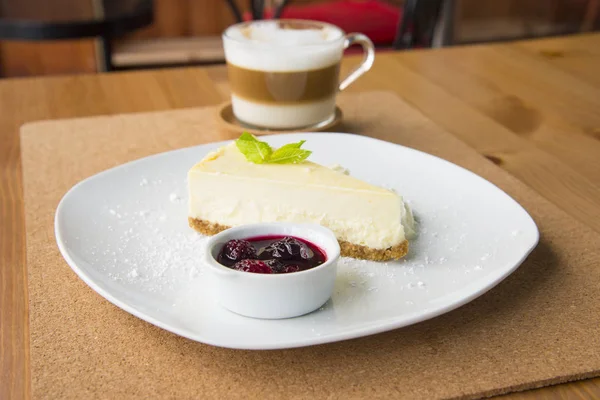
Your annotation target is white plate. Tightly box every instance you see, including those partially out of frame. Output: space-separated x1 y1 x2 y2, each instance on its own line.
55 133 538 349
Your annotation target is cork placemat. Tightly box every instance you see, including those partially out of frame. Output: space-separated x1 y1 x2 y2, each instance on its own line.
22 91 600 399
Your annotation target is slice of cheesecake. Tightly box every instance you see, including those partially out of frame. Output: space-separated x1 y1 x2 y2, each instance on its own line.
188 142 415 261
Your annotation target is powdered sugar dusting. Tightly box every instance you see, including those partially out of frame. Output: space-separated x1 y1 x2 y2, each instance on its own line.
56 135 537 347
93 175 513 312
76 175 211 296
169 193 183 203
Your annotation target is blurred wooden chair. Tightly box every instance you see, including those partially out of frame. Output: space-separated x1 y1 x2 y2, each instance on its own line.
111 0 600 71
112 0 406 70
238 0 403 47
0 0 153 76
431 0 600 47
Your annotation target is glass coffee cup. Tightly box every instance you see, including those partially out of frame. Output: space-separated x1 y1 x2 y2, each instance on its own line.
222 19 375 130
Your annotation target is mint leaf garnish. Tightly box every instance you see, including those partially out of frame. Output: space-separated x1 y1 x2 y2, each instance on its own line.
235 133 312 164
235 132 273 164
268 141 312 164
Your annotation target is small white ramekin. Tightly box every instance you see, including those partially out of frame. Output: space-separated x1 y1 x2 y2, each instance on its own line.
204 223 340 319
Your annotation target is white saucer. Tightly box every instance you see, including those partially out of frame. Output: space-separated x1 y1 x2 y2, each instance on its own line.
216 102 343 135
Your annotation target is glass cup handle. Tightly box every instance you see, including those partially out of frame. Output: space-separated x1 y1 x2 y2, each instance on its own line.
339 33 375 92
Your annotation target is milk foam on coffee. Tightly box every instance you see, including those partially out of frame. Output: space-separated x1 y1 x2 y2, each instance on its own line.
224 21 344 72
223 21 345 128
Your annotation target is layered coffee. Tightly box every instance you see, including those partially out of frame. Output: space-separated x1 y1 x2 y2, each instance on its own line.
227 63 340 104
223 21 345 129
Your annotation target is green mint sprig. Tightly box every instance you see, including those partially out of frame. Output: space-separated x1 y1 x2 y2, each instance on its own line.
235 133 312 164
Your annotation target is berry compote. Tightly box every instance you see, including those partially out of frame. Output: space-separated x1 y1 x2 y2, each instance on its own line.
216 235 327 274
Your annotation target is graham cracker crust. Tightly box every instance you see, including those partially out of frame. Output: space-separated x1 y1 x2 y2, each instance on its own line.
189 217 409 261
338 239 408 262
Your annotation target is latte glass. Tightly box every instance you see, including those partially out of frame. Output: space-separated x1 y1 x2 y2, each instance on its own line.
222 19 374 129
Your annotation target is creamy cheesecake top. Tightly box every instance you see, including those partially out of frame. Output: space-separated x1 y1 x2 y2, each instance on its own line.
188 142 415 250
193 143 395 193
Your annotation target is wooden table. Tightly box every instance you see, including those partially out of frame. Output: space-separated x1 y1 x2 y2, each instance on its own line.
2 33 600 399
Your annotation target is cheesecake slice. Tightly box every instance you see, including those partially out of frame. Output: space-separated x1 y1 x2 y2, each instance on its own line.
188 142 415 261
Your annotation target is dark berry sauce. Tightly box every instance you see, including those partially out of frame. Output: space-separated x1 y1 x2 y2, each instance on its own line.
216 235 327 274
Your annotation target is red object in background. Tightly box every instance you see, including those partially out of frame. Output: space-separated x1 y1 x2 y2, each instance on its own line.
242 0 402 45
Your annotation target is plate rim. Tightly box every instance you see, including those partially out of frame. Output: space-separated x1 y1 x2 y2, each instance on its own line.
54 132 540 349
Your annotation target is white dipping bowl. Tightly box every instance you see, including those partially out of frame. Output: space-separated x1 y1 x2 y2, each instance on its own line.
204 223 340 319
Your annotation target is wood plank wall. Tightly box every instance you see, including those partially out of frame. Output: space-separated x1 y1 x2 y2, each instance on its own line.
0 0 597 78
